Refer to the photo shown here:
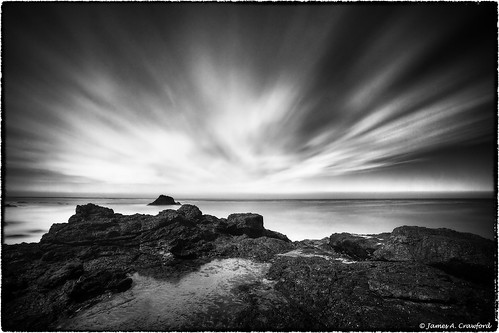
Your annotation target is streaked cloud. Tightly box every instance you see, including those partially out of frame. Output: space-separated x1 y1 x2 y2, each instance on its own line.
3 4 495 196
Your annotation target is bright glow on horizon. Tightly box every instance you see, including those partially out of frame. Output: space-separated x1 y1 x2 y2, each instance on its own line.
4 5 495 197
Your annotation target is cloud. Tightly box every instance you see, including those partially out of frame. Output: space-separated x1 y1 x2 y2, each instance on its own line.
4 4 495 195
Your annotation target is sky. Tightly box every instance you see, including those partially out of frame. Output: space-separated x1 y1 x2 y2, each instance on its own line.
3 3 497 198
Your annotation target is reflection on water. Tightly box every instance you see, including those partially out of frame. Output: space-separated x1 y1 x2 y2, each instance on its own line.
60 258 269 331
3 197 495 244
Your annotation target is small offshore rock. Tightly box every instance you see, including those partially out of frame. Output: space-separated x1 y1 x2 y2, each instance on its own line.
148 195 180 206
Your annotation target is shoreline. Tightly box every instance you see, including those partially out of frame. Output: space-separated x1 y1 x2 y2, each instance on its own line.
2 202 496 330
3 197 496 245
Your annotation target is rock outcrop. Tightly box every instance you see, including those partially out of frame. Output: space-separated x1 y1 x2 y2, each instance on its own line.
264 256 494 330
2 203 293 330
2 205 496 331
372 226 495 283
147 194 180 205
329 232 389 260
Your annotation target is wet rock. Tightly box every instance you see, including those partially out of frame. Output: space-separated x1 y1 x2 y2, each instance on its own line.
69 269 131 302
329 232 389 260
147 195 180 205
39 261 84 289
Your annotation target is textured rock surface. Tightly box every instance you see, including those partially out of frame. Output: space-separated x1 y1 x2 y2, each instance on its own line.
265 256 495 330
2 203 292 330
373 226 495 282
329 232 390 260
226 213 265 237
2 205 496 331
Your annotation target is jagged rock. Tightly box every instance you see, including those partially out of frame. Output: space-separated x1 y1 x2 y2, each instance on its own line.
263 229 290 242
147 195 180 205
295 237 333 252
177 204 202 220
69 269 131 302
38 261 84 289
329 232 389 260
225 213 264 238
373 226 495 282
214 235 294 261
69 203 114 223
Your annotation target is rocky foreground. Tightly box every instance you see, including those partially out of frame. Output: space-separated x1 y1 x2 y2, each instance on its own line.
2 203 497 331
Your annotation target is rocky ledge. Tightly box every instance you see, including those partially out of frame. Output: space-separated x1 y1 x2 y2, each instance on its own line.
2 203 496 331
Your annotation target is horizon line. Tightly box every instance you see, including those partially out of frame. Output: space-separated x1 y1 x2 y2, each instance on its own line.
4 190 496 200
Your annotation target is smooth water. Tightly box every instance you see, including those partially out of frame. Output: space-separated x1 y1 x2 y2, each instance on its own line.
3 197 496 244
60 258 269 330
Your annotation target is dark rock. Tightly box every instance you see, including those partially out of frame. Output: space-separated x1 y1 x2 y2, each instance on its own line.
147 195 180 206
71 203 114 221
329 232 389 260
38 261 84 289
264 229 291 242
267 255 494 330
373 226 495 283
5 203 17 207
69 269 131 302
225 213 264 238
367 262 470 303
295 237 333 252
115 277 133 292
2 274 29 302
234 280 325 330
177 204 202 220
214 235 294 261
198 214 220 225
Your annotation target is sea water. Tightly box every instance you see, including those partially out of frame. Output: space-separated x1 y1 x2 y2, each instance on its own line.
2 197 496 244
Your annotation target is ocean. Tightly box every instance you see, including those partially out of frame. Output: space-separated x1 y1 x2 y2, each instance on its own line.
2 197 496 245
